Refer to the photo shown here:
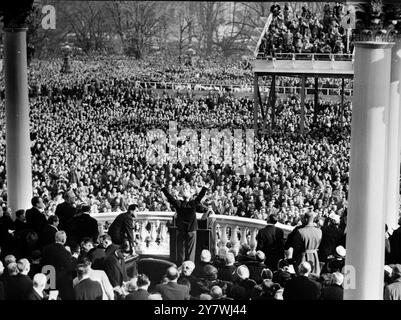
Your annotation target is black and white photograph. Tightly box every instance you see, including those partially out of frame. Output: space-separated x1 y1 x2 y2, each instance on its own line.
0 0 401 307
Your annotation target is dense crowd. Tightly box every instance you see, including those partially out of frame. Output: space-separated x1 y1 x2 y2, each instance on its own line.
0 0 399 298
259 3 354 56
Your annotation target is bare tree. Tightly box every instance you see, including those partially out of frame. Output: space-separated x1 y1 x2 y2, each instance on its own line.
107 1 166 58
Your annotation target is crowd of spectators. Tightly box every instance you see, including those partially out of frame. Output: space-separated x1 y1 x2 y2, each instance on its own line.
259 3 354 56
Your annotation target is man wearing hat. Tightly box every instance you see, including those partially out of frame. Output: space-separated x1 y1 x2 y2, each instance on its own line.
161 183 208 266
384 264 401 300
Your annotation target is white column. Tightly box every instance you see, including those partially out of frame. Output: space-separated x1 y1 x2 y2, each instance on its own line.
4 28 33 218
385 39 401 233
345 42 393 300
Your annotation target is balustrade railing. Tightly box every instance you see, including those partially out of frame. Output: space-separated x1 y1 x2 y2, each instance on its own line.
91 211 294 260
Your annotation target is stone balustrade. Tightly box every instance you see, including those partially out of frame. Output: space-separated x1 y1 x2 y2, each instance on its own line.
208 214 294 258
91 211 294 259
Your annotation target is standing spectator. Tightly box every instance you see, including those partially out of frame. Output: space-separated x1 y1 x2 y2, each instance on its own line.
13 210 27 233
4 261 33 300
155 266 190 300
103 245 129 293
283 261 321 300
25 197 48 236
66 205 99 245
389 218 401 264
74 262 103 300
72 257 114 300
292 211 322 275
55 192 77 232
41 231 75 300
28 250 42 279
319 213 344 263
40 215 59 247
107 204 138 251
256 214 284 271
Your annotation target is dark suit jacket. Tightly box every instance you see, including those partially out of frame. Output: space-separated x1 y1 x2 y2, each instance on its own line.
283 276 321 300
218 265 237 282
88 246 106 270
125 288 150 300
25 207 48 236
74 278 103 300
107 212 134 245
161 187 207 232
40 224 58 247
66 213 99 244
41 242 75 300
4 274 33 300
319 225 344 262
155 282 190 300
390 227 401 264
103 251 128 287
26 289 48 300
256 224 284 270
321 284 343 300
13 219 28 233
55 202 77 231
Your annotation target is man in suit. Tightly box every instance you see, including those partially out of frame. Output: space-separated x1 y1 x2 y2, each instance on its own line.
155 266 190 300
218 252 237 282
389 218 401 264
125 274 150 300
27 273 48 300
66 204 99 245
41 231 75 300
88 234 118 270
256 214 284 271
40 215 59 247
291 211 322 275
193 249 213 279
73 257 114 300
13 209 28 233
55 192 77 232
318 213 344 263
161 184 208 266
74 262 103 300
321 271 344 300
103 245 129 291
107 204 138 251
25 197 47 236
4 261 33 300
283 261 321 300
